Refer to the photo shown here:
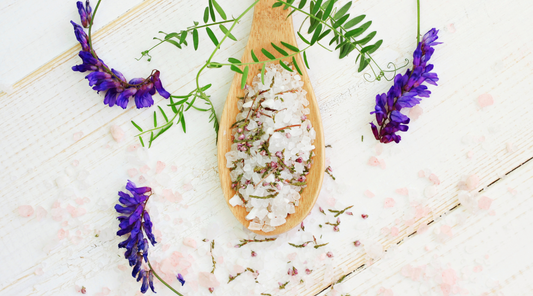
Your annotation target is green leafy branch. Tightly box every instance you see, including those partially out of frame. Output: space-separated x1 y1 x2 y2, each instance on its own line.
274 0 406 81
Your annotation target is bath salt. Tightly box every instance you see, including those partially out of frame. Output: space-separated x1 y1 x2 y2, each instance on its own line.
110 125 125 142
18 205 34 217
225 64 315 232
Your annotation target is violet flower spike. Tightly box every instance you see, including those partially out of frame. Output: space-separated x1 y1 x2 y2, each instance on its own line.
115 180 156 294
70 1 170 109
370 28 441 143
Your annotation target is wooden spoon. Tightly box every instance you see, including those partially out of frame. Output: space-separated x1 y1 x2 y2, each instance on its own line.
217 0 325 235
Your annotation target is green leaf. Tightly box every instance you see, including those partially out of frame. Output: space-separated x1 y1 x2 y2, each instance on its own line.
168 96 178 113
149 132 154 148
164 39 182 49
333 14 349 28
203 7 209 23
358 57 369 72
303 51 310 69
251 49 259 62
219 25 237 41
241 66 249 89
261 63 266 84
208 0 216 22
180 112 187 133
261 48 276 60
283 0 295 10
153 122 174 141
344 15 365 29
206 27 219 46
339 42 356 59
138 136 145 148
311 0 322 15
153 111 158 128
158 106 169 122
231 65 243 74
310 23 322 45
179 31 188 43
212 0 227 20
168 98 188 106
272 2 283 8
333 1 352 19
355 31 376 46
318 29 331 41
322 0 335 20
279 61 293 72
200 84 212 91
308 11 323 33
271 42 289 56
345 21 371 39
361 39 382 55
292 56 303 75
193 29 199 50
131 120 143 132
281 41 299 52
164 32 180 40
298 0 307 9
297 32 311 45
207 62 223 68
329 34 339 45
228 57 241 64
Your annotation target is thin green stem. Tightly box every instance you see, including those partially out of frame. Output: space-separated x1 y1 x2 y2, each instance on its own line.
148 260 184 296
417 0 421 43
87 0 102 50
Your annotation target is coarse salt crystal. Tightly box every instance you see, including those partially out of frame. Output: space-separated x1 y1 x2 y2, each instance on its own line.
110 125 125 142
477 93 494 108
18 205 34 217
384 198 396 208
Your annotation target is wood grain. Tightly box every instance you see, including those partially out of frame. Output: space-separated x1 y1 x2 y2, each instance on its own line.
217 0 325 236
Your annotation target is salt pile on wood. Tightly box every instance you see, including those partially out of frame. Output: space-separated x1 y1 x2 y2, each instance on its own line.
226 64 316 232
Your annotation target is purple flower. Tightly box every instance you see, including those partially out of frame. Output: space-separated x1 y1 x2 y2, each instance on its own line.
71 1 170 109
370 28 441 143
177 273 185 286
115 180 156 294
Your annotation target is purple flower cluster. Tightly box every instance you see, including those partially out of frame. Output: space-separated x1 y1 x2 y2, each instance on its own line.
370 28 441 143
71 1 170 109
115 180 157 293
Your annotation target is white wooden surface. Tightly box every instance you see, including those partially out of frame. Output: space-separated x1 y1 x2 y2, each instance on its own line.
1 0 532 295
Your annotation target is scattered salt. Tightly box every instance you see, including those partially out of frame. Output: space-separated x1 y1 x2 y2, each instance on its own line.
478 196 493 210
110 125 125 143
368 156 380 166
73 131 84 141
183 238 197 249
477 93 494 108
127 168 138 178
418 170 426 178
429 173 440 185
409 105 423 121
18 205 34 217
364 190 375 198
466 174 479 190
156 161 166 174
384 198 396 208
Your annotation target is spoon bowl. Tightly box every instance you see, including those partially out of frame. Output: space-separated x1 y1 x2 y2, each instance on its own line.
217 0 324 235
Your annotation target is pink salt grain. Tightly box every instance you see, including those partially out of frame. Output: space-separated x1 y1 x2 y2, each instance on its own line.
441 225 453 238
34 268 44 275
140 165 150 174
18 205 34 217
384 198 396 208
35 206 47 221
58 229 68 240
447 23 456 33
488 210 496 216
409 105 423 121
442 268 458 285
156 161 166 174
478 196 493 210
118 264 127 271
395 187 408 196
110 125 125 143
198 272 220 288
418 170 426 178
477 93 494 108
73 131 84 141
127 144 139 152
171 165 178 172
127 168 138 178
72 160 80 167
466 174 479 190
473 265 483 273
72 207 86 218
429 173 441 185
368 156 380 166
390 226 399 237
379 158 387 169
364 190 375 198
182 183 194 192
75 197 84 205
183 237 197 249
467 151 474 159
375 143 383 156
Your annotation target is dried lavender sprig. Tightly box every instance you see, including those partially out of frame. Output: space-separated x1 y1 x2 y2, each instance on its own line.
328 205 354 217
228 268 258 283
235 237 277 248
71 0 170 109
210 240 216 274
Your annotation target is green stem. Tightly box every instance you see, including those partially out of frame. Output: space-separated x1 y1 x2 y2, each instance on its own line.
214 45 312 67
148 260 184 296
417 0 421 43
87 0 102 50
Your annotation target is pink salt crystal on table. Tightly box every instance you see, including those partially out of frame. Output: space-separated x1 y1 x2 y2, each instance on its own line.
381 227 390 235
18 205 34 217
473 265 483 273
447 23 456 33
198 272 220 288
364 190 375 198
379 158 386 169
395 187 408 196
466 174 479 190
75 197 84 205
118 264 127 271
163 189 182 203
73 131 84 141
66 204 75 214
442 268 457 285
156 161 166 174
429 174 441 185
110 125 125 143
478 196 493 210
401 264 413 277
404 219 415 227
418 170 425 178
34 268 44 275
441 284 451 296
390 226 399 237
140 165 150 174
35 206 47 221
441 225 453 238
384 198 396 208
287 252 297 261
102 287 111 295
506 142 515 153
58 229 68 240
72 207 86 218
127 168 138 178
127 144 139 151
183 237 197 249
383 288 394 296
488 209 496 216
72 160 79 167
409 105 423 121
234 264 245 274
368 156 380 166
182 183 193 192
171 165 178 172
467 151 474 159
477 93 494 108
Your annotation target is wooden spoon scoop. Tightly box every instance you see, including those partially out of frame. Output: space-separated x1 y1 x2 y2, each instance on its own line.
217 0 325 235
